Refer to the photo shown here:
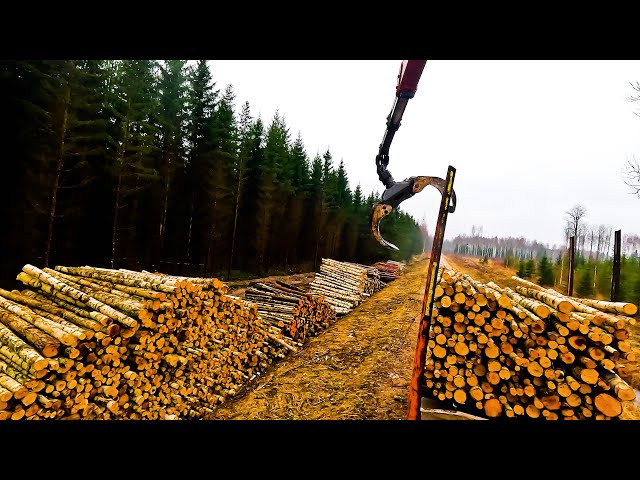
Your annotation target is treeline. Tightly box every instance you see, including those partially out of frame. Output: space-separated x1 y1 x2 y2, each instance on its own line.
445 227 640 265
512 252 640 306
445 234 551 263
0 60 423 287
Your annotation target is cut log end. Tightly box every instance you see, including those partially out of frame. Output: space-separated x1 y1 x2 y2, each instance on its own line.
594 392 622 418
483 398 502 418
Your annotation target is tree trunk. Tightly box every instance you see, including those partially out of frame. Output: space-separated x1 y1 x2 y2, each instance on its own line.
227 167 243 282
110 120 129 269
44 71 71 268
157 143 171 269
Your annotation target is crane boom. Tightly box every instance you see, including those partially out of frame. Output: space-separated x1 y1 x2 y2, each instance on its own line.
371 60 456 251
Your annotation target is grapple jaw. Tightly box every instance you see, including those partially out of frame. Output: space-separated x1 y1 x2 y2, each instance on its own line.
371 175 457 251
371 203 399 250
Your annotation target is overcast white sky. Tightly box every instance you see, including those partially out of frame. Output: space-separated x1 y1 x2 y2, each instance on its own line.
207 60 640 248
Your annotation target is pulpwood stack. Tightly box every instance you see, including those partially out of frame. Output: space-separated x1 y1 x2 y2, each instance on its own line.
243 281 336 343
308 258 385 315
373 260 405 282
0 264 302 420
423 268 638 420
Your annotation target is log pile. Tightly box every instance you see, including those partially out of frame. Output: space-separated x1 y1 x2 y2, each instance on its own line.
308 259 384 315
0 264 305 420
350 262 385 295
423 268 638 420
243 281 337 343
373 260 405 282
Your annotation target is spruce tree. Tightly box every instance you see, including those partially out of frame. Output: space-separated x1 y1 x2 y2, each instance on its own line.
154 60 189 268
525 258 536 279
517 259 527 277
576 266 595 298
262 111 292 271
307 153 328 270
343 183 363 260
0 61 59 278
185 60 218 268
203 84 237 276
281 132 309 269
227 101 253 279
104 60 160 268
538 254 554 286
238 116 265 272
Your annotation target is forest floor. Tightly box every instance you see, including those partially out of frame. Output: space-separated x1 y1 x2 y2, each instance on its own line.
204 254 640 420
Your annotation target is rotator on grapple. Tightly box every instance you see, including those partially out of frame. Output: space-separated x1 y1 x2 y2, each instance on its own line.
371 60 457 251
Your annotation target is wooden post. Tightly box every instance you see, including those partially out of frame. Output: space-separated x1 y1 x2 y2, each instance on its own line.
611 229 621 302
567 236 575 297
407 166 456 420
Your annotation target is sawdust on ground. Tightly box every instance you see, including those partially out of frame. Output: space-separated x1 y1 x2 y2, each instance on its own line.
205 254 640 420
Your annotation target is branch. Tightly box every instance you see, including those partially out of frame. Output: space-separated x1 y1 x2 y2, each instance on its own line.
622 157 640 198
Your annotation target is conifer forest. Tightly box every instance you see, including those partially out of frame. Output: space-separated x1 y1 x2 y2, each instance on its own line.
0 60 424 287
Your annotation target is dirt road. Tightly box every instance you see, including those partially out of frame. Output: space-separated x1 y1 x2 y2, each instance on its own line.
206 256 429 420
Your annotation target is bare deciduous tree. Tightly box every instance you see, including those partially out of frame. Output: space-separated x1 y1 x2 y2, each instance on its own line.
578 223 588 256
627 81 640 117
419 215 431 254
596 224 608 260
565 204 587 243
624 81 640 197
604 226 613 257
622 156 640 198
588 225 597 260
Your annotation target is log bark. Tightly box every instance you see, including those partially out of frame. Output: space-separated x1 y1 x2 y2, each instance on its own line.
0 305 60 357
20 265 138 328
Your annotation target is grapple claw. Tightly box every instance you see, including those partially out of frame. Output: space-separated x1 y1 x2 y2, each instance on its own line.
371 203 399 251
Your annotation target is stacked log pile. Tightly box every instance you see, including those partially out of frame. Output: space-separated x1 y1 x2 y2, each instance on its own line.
374 260 405 282
243 281 337 343
423 268 638 420
308 259 384 315
348 262 385 295
0 264 303 420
